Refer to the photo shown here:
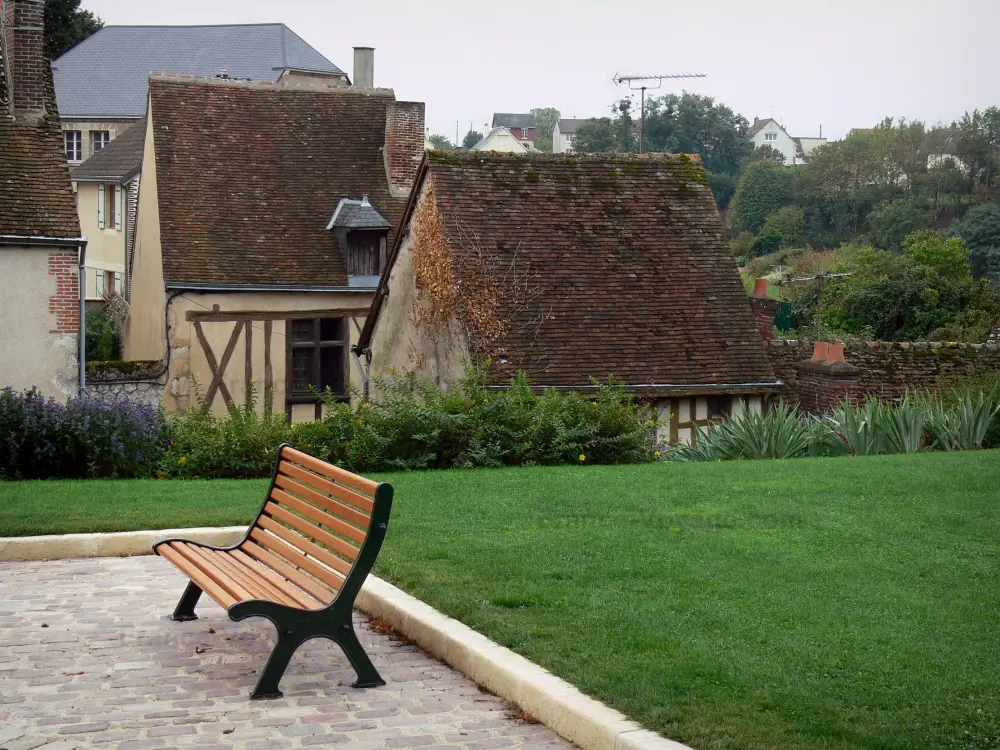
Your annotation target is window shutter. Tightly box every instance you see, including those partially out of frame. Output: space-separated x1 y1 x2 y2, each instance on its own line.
96 269 106 297
115 272 124 293
97 184 106 229
114 185 123 230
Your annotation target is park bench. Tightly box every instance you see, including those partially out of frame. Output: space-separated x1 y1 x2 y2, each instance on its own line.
153 445 393 700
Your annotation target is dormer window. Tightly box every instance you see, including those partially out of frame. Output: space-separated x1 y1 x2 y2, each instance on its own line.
327 194 391 287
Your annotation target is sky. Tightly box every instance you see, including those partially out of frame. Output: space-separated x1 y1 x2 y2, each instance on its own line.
82 0 999 144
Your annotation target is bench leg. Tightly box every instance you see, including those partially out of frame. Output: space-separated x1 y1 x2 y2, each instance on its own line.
336 623 385 689
250 632 303 700
171 581 203 622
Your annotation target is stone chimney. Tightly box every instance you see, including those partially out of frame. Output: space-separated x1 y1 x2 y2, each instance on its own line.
384 100 425 193
353 46 374 89
2 0 48 114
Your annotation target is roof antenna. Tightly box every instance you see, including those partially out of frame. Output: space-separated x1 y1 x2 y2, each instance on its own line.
613 72 707 154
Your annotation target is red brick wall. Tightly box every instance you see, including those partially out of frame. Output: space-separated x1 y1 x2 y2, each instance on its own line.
48 251 80 334
797 363 860 415
8 0 47 112
768 339 1000 404
749 296 779 342
385 101 426 191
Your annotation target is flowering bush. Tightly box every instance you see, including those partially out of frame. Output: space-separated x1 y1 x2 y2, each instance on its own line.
0 388 169 479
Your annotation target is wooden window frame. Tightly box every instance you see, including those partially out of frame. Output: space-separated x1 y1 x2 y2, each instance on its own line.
285 317 350 409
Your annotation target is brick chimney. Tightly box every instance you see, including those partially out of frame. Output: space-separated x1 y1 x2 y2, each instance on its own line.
3 0 48 114
384 100 425 193
749 278 779 342
797 342 859 415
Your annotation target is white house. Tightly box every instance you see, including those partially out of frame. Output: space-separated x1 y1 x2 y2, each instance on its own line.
470 127 528 153
553 118 586 153
749 117 826 165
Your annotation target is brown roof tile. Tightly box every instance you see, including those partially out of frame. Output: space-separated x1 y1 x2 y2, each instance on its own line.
366 151 777 390
70 119 145 183
0 70 79 238
149 76 410 286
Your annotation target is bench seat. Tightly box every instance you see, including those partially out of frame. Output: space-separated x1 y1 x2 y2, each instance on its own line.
153 445 393 699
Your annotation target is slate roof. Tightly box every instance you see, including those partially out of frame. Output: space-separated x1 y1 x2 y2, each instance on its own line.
0 66 80 238
52 24 345 119
149 76 408 287
361 152 778 391
328 198 391 230
70 119 146 183
556 118 587 135
492 113 534 129
748 117 782 137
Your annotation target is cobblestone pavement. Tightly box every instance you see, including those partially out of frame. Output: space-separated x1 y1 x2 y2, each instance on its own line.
0 556 573 750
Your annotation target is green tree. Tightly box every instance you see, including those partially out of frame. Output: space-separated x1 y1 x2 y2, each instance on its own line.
462 130 484 150
571 101 635 153
866 200 932 251
641 92 752 174
761 206 807 249
954 107 1000 192
428 134 453 150
708 171 737 210
44 0 104 60
530 107 560 153
903 230 971 280
743 145 787 167
949 203 1000 279
731 160 791 234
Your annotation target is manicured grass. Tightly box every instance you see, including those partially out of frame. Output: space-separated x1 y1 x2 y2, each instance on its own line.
3 453 1000 749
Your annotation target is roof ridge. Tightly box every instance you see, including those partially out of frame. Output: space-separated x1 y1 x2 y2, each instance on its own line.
100 23 287 29
147 74 394 96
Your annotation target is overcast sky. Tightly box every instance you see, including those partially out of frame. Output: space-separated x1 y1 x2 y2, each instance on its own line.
84 0 999 143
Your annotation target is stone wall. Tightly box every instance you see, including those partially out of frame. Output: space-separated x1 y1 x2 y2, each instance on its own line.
85 360 165 406
768 339 1000 403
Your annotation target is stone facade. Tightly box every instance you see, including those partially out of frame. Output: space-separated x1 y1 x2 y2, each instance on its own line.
85 360 165 405
768 339 1000 406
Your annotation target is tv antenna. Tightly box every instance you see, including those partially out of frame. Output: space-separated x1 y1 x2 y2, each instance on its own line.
613 72 707 153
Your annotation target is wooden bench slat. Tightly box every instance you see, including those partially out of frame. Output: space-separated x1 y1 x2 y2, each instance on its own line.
158 544 238 609
269 489 362 559
278 461 375 514
249 526 347 592
257 510 353 578
273 472 371 542
205 549 302 609
240 541 336 605
281 446 379 496
175 542 257 603
229 549 324 610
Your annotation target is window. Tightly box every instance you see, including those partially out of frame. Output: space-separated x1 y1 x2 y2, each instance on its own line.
95 269 106 297
91 130 111 153
97 183 122 230
565 133 573 142
64 130 82 161
345 231 384 276
288 318 348 399
764 132 777 142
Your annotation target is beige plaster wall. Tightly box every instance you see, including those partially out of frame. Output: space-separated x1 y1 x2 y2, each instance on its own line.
123 116 166 362
0 248 78 399
77 181 126 299
165 291 373 415
368 185 470 397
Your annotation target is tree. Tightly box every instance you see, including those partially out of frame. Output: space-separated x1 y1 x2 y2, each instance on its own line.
44 0 104 60
866 200 932 251
462 130 484 150
949 202 1000 278
572 118 615 153
903 230 971 280
744 145 787 167
530 107 560 153
642 92 752 175
731 160 791 234
428 134 453 150
761 206 807 250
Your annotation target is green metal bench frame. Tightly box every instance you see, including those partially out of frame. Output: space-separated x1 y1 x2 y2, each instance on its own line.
153 445 393 700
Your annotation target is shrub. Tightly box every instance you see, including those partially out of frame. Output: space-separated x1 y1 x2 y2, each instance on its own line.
160 382 293 479
85 305 120 361
0 387 169 479
668 402 819 461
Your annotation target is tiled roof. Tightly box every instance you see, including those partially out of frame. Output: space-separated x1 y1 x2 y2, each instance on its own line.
492 113 534 129
749 118 780 137
556 118 587 135
149 76 409 287
0 69 80 238
329 198 391 229
364 152 777 391
52 24 345 119
70 119 146 183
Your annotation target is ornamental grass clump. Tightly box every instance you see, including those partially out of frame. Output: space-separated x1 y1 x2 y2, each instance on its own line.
668 402 818 461
925 388 1000 451
0 387 169 479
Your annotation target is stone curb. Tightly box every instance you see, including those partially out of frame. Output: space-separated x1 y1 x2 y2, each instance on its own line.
0 526 246 561
0 528 693 750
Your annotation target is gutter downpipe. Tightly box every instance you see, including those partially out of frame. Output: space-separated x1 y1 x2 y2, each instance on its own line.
78 238 88 399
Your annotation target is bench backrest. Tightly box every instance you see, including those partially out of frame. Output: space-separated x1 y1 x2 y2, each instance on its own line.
239 445 392 607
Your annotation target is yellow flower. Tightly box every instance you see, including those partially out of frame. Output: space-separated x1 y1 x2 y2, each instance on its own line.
156 471 167 479
578 454 586 463
178 456 186 465
364 402 371 409
654 450 662 459
591 401 598 406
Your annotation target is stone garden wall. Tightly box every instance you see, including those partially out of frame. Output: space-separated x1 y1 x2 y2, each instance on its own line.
85 360 165 406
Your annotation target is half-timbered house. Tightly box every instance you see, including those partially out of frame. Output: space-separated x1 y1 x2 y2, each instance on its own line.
355 151 782 445
123 74 424 419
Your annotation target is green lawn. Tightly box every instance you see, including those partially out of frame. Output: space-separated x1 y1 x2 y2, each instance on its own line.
3 453 1000 749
